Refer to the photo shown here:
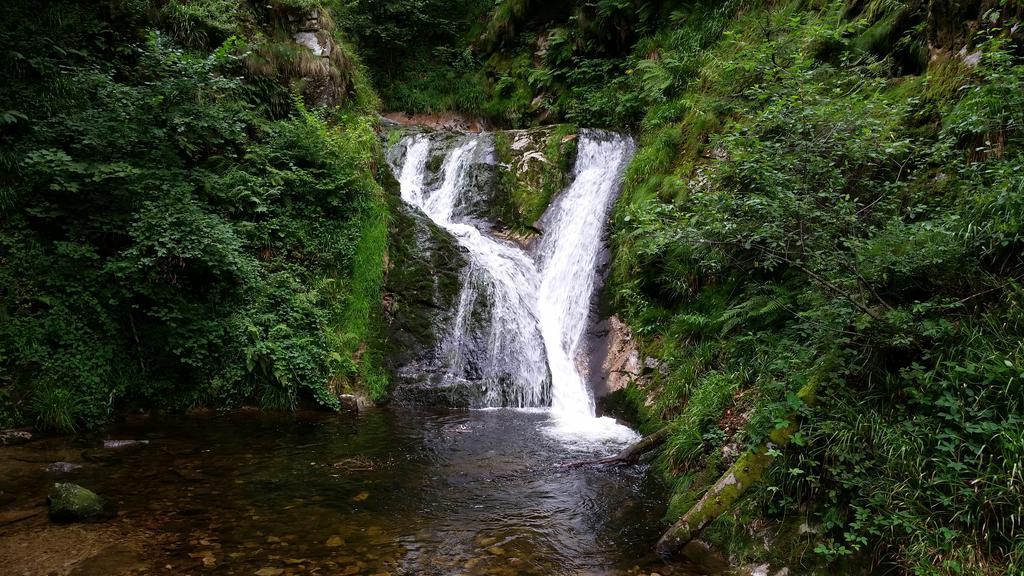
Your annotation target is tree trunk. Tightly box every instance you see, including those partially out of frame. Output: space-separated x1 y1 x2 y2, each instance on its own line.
655 377 820 558
565 427 669 467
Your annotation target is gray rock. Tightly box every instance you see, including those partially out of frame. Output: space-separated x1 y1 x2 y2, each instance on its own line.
0 430 32 445
338 394 371 412
46 462 83 473
48 483 115 522
103 439 149 449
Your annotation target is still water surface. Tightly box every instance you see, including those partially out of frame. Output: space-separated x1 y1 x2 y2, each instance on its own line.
2 408 710 575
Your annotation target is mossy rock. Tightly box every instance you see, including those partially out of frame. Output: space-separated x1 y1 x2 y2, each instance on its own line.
493 125 578 230
48 483 115 523
381 170 467 383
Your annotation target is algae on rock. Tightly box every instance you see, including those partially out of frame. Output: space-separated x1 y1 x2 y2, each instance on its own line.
48 483 114 523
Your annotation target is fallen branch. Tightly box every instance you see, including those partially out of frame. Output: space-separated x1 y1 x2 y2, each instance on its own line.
564 427 669 468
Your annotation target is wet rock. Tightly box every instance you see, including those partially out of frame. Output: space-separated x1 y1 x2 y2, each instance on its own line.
0 429 32 445
103 439 149 449
388 378 484 408
325 535 344 547
597 315 642 394
339 394 371 412
0 505 46 525
487 546 506 556
46 461 83 473
255 568 284 576
48 483 115 522
381 193 466 391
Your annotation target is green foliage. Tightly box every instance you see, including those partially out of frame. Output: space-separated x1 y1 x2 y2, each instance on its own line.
493 125 578 229
32 385 82 433
0 0 389 428
158 0 249 49
337 0 494 116
606 1 1024 572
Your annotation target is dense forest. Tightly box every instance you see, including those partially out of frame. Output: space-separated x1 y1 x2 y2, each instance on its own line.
2 0 1023 574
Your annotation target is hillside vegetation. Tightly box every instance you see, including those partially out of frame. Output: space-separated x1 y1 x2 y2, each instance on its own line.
0 0 390 430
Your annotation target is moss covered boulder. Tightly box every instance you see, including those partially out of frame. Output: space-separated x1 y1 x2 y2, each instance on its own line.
48 483 115 523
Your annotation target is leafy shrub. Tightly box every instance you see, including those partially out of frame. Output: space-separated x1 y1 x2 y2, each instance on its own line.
0 0 388 428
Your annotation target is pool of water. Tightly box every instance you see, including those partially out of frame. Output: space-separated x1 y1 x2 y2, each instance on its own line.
0 408 713 575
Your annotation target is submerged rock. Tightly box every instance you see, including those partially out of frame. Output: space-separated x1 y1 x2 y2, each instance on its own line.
48 482 115 522
46 461 83 473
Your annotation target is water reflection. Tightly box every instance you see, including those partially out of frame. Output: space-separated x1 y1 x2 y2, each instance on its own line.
1 409 709 575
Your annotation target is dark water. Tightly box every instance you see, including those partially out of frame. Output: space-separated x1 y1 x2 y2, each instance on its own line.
1 408 711 575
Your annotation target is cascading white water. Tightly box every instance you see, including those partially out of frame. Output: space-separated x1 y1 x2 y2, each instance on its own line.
396 134 549 408
393 130 637 445
536 132 637 442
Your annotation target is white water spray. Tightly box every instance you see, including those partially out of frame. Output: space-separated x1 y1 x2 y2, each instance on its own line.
392 130 637 445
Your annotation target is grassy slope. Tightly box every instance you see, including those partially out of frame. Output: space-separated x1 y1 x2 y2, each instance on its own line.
605 1 1024 574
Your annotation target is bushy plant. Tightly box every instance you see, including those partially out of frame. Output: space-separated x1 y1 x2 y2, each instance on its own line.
0 0 389 428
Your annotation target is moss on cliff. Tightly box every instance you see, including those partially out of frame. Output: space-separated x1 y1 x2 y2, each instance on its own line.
493 125 578 232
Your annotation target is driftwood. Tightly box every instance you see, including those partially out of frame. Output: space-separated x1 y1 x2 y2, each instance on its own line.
655 378 820 558
564 427 670 468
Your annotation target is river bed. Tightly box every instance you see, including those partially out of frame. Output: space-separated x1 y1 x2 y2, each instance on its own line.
0 408 714 575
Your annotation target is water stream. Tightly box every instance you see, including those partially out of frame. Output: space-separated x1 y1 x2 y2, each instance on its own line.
396 135 549 409
391 130 637 446
0 410 712 575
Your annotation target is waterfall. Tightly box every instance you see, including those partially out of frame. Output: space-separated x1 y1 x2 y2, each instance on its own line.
396 134 549 408
536 132 637 441
391 130 637 444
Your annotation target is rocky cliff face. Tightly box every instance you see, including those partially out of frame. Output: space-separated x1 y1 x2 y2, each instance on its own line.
281 7 353 106
239 4 360 109
381 180 468 403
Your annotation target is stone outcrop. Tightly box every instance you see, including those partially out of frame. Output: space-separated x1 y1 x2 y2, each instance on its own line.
243 5 355 107
586 315 642 399
0 429 32 445
380 165 467 399
286 8 351 106
381 112 493 133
